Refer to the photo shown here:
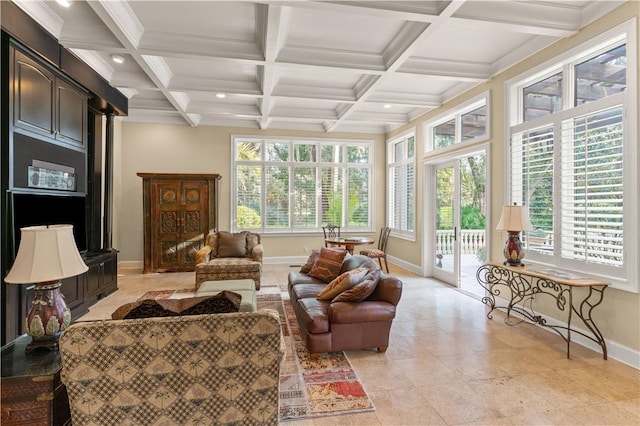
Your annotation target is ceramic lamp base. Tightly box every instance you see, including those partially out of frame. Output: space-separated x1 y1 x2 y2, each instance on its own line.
503 231 526 267
24 280 71 353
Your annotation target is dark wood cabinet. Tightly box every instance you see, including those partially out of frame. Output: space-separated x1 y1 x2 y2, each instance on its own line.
138 173 220 273
59 274 85 313
84 250 117 300
2 4 127 346
0 335 71 425
12 47 87 149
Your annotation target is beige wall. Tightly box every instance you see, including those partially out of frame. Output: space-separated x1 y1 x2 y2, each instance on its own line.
383 2 640 359
113 2 639 362
113 124 385 262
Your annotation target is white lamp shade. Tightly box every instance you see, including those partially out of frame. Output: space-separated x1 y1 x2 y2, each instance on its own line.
5 225 88 284
496 205 533 232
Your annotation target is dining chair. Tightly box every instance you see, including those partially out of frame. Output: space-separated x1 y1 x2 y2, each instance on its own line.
360 226 391 272
322 224 341 247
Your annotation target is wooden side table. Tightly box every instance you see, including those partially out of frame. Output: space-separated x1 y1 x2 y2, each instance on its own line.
1 335 71 425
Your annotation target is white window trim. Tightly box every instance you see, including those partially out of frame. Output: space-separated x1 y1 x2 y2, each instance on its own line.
424 91 491 153
230 135 375 235
387 127 416 240
504 18 638 293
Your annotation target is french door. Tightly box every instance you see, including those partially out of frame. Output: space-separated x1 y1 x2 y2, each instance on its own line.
432 162 459 286
429 150 487 290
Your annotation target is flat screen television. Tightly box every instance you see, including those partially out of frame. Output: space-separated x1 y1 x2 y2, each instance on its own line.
11 192 88 255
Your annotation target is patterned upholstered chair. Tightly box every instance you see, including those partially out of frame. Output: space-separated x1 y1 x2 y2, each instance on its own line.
194 231 263 290
59 310 284 426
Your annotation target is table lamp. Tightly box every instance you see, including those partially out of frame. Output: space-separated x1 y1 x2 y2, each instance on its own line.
496 203 533 267
4 225 88 353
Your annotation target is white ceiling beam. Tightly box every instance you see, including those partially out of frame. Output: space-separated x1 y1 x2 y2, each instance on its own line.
269 0 578 36
326 0 468 132
88 0 198 126
12 0 64 38
255 4 289 130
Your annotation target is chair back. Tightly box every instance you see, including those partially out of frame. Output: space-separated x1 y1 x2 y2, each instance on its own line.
322 225 341 240
378 226 392 251
59 311 284 425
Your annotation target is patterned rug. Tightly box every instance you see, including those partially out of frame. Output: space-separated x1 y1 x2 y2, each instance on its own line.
137 289 375 421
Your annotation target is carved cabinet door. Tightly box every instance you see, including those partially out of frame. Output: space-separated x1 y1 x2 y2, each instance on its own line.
139 173 220 273
151 180 208 270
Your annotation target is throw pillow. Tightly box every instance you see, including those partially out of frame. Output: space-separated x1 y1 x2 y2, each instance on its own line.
217 231 248 257
308 247 348 283
300 249 320 274
332 267 382 302
111 291 242 319
316 267 368 300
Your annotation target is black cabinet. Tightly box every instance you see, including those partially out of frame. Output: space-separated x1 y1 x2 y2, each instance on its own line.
60 273 85 313
73 250 118 318
12 47 87 149
85 250 117 300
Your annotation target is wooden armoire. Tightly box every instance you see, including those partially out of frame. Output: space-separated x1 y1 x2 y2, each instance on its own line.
138 173 221 273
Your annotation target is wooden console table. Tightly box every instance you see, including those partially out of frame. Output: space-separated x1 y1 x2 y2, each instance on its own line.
476 262 608 359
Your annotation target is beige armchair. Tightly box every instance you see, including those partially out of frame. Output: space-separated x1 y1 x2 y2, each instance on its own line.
60 310 284 425
195 231 263 290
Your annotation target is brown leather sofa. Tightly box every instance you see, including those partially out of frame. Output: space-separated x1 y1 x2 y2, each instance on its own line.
288 254 402 357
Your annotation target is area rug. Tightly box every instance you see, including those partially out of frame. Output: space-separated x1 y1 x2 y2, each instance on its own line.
136 289 375 421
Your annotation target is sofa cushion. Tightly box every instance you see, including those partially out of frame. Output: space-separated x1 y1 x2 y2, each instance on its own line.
111 291 241 319
297 298 331 334
308 247 348 283
333 267 382 302
316 267 368 300
218 231 249 257
291 283 328 301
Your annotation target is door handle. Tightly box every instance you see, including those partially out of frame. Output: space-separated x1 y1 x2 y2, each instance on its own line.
454 227 457 241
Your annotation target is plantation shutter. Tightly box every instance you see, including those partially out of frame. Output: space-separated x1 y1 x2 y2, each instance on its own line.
346 167 369 227
390 163 413 231
511 126 555 255
321 167 343 226
293 167 316 228
388 135 415 233
236 165 262 229
560 106 624 267
265 166 289 229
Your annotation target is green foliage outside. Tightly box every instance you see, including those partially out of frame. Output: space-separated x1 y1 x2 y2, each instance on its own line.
461 205 485 229
237 205 261 228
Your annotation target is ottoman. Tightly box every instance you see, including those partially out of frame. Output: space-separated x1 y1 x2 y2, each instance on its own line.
195 279 257 312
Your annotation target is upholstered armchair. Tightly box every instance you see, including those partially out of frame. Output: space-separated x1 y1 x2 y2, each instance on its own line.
59 310 284 426
195 231 263 290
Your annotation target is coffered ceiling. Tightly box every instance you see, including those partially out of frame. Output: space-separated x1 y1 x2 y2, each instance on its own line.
11 0 626 134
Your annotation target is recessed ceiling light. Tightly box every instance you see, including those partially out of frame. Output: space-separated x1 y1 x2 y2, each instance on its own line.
56 0 72 7
111 54 125 64
216 93 227 99
383 104 393 109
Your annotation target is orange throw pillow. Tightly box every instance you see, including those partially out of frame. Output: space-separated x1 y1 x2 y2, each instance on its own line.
316 267 368 300
308 247 347 283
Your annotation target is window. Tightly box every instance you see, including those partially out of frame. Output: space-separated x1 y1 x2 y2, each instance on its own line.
426 92 490 152
387 130 415 237
232 136 373 233
507 20 637 290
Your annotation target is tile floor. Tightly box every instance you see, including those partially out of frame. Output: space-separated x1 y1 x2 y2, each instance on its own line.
78 263 640 425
